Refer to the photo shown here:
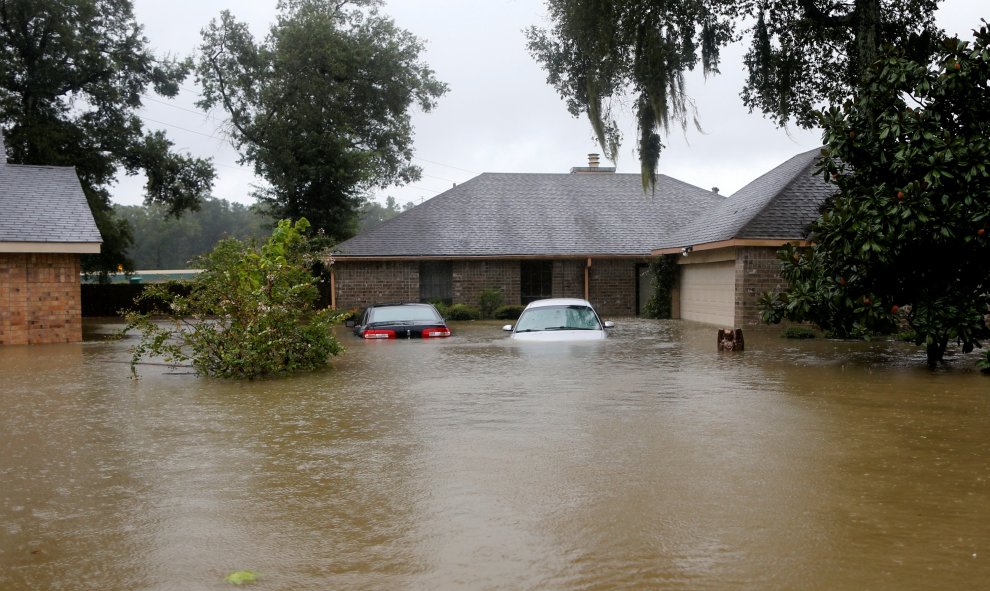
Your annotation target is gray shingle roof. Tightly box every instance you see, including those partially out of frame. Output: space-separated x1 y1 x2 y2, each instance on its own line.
653 148 835 250
335 172 724 257
0 163 102 244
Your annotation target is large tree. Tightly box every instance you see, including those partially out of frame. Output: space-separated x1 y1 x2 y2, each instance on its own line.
196 0 447 242
116 198 274 269
0 0 216 276
526 0 941 186
762 25 990 366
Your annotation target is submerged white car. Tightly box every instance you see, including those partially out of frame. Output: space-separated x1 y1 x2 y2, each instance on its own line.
503 298 614 341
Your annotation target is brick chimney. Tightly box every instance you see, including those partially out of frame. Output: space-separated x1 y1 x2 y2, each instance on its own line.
570 153 615 174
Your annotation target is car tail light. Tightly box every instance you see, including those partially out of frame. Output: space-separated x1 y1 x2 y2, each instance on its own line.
363 329 396 339
421 327 451 338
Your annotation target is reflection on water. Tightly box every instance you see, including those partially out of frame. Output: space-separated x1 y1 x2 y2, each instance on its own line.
1 319 989 590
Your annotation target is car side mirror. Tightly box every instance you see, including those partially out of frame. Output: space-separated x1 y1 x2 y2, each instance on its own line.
502 324 513 332
603 321 615 328
345 319 356 328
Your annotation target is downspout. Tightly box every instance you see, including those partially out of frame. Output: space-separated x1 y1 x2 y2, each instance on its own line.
330 268 337 309
584 258 591 301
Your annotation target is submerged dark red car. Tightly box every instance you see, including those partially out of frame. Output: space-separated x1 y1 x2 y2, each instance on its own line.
351 303 451 340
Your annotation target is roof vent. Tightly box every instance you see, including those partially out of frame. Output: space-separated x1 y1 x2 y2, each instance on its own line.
588 153 600 168
712 187 719 194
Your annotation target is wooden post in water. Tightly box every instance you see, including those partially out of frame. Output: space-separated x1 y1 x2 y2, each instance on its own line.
717 328 744 352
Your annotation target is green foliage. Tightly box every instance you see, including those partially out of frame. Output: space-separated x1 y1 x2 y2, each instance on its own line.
526 0 939 188
124 219 344 379
782 326 817 339
642 255 679 319
357 196 415 234
478 288 505 319
195 1 447 242
764 27 990 367
0 0 216 278
977 350 990 373
428 299 449 319
526 0 731 188
224 570 258 585
445 304 482 321
493 305 526 320
115 199 275 269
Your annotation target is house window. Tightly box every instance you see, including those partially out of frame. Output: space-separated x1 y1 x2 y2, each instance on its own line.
420 261 452 304
520 260 553 304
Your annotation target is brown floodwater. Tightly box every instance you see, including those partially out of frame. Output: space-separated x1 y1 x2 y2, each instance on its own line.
1 319 989 590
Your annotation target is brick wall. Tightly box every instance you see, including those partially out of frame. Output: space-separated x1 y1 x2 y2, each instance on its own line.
734 246 787 326
453 260 521 306
553 260 585 301
0 253 83 345
333 261 419 310
333 258 643 316
589 259 638 317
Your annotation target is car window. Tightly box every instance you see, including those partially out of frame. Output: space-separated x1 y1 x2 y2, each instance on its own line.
368 305 442 323
515 305 601 331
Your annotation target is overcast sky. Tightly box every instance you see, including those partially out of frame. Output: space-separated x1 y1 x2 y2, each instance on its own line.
121 0 987 208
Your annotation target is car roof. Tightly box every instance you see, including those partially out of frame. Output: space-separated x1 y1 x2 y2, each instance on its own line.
522 298 595 309
368 302 435 308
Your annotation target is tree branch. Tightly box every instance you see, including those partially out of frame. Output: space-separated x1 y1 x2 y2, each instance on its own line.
797 0 855 28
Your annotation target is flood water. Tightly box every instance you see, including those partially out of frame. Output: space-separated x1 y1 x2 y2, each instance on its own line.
1 319 989 590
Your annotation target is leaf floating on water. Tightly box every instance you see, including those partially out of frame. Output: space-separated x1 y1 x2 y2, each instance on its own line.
225 570 259 585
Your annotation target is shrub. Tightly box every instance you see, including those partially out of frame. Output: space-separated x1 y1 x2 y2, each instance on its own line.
782 326 817 339
478 288 504 319
429 299 450 318
493 305 525 320
446 304 482 320
643 255 678 319
978 350 990 374
123 219 344 379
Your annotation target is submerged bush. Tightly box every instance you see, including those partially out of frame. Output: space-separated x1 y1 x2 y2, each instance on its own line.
446 304 482 320
124 219 344 379
493 305 525 320
478 288 504 319
429 299 450 318
782 326 817 339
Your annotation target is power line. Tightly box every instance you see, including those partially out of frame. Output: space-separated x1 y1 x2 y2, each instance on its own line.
141 94 222 121
139 114 224 140
135 109 478 183
413 156 479 175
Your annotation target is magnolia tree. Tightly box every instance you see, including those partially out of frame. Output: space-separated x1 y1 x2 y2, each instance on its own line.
125 219 343 379
762 24 990 368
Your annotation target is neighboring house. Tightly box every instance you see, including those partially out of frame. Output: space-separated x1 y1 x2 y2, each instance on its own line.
652 148 835 327
331 156 725 317
0 134 102 345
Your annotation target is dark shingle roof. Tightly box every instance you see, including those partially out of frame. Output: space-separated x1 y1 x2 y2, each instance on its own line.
335 172 724 257
0 163 102 244
653 148 835 250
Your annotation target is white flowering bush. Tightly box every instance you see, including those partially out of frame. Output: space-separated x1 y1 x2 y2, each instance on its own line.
124 219 343 378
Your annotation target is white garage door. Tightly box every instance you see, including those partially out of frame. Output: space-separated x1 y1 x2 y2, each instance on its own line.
679 261 736 326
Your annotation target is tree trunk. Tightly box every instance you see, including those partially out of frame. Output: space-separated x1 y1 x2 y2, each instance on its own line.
854 0 881 77
926 336 948 368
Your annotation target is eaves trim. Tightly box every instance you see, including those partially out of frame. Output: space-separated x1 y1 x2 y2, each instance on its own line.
0 241 101 254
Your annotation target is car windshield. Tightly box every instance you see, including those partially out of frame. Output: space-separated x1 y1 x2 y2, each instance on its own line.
514 305 601 332
367 305 442 324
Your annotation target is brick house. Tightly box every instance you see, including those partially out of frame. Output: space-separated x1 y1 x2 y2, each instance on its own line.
652 148 835 327
0 134 102 345
330 156 725 317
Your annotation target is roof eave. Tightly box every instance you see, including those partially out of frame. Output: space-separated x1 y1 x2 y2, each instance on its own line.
332 253 651 262
652 238 811 256
0 241 102 254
